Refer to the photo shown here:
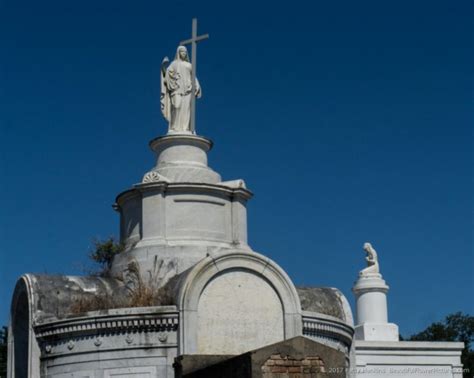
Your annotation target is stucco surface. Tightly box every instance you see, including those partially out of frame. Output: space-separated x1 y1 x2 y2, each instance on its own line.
297 287 350 323
197 269 284 354
15 274 125 323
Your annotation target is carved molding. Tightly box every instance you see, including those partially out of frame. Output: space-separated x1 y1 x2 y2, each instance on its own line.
302 315 354 349
142 170 170 184
125 334 134 344
67 340 75 350
35 308 179 340
158 332 168 343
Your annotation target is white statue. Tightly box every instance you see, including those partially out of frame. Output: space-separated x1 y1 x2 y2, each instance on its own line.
160 46 201 133
359 242 380 276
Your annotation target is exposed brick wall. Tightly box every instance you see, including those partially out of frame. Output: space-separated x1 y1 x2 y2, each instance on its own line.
261 354 326 377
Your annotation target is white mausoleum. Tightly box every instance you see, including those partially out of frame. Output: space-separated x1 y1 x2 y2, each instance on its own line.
7 29 464 378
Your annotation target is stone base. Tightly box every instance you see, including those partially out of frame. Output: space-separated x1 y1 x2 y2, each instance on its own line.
147 134 221 183
354 323 399 342
355 340 464 378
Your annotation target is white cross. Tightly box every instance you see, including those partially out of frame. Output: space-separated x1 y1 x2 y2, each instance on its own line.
180 18 209 134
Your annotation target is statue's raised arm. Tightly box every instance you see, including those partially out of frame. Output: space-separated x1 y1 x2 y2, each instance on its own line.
359 242 380 277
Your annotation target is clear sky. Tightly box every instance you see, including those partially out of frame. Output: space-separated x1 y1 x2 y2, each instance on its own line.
1 0 472 335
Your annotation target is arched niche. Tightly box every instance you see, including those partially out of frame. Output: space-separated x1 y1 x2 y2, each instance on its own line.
177 251 302 355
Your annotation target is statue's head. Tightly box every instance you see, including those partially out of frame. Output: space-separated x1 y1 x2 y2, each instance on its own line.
176 46 189 62
363 242 372 251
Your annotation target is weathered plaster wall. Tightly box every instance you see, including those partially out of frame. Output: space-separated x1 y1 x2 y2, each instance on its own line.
197 270 284 354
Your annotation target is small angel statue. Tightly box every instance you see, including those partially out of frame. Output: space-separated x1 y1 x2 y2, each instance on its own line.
359 242 380 277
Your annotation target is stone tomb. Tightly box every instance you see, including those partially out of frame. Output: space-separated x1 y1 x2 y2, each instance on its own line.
7 23 464 377
8 133 354 377
175 336 347 378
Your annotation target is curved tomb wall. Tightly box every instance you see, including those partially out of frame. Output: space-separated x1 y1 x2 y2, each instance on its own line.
118 191 142 249
35 307 178 378
302 312 354 356
12 291 30 378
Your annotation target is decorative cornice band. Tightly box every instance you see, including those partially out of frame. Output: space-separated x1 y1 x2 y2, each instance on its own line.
35 310 179 340
302 315 354 347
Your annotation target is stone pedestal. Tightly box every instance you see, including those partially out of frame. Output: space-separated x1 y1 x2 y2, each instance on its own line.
110 134 253 283
352 274 398 342
145 134 221 184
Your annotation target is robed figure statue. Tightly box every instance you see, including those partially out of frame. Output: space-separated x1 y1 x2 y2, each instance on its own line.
359 242 380 277
160 46 201 133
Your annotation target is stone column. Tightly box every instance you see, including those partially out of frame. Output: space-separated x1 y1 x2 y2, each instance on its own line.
352 273 399 341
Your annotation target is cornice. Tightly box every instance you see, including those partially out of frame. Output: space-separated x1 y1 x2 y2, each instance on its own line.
35 306 179 339
302 313 354 347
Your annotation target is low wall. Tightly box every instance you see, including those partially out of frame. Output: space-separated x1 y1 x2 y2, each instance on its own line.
35 306 179 378
355 340 464 378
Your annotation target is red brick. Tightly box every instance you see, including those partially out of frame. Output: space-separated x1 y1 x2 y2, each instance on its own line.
271 366 288 373
288 366 302 373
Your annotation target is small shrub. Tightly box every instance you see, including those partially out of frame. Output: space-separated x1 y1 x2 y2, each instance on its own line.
89 237 125 277
70 240 175 315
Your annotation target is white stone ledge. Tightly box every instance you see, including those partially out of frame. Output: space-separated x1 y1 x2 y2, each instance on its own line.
132 182 253 198
355 340 464 353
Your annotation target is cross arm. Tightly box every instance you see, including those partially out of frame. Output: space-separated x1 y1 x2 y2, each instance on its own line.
180 34 209 46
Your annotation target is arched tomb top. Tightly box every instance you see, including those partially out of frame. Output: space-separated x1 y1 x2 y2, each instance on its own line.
168 250 303 354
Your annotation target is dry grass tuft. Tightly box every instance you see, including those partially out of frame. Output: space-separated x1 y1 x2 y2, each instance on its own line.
69 258 175 315
69 286 175 315
69 294 125 314
129 285 174 307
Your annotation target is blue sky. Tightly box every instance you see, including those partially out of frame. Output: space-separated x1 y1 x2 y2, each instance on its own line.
1 0 472 335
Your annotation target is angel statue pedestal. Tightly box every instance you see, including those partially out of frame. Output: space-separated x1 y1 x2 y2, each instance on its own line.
142 134 221 184
352 243 399 342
